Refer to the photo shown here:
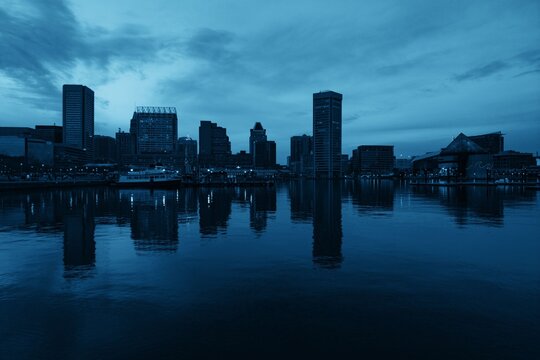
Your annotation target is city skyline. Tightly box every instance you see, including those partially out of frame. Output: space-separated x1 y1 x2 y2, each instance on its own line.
0 0 539 163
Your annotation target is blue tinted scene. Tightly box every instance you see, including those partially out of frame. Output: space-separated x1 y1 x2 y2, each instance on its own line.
1 183 539 358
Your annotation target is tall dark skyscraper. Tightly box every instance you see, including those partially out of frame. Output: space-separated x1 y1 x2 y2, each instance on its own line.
62 84 94 153
313 91 342 178
130 106 178 155
249 122 267 155
199 120 231 167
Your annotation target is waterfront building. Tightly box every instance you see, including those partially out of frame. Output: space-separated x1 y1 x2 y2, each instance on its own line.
199 120 231 167
130 106 177 155
354 145 394 175
253 140 276 168
439 133 491 178
231 150 252 168
93 135 117 163
313 91 342 178
62 84 94 154
177 137 198 173
0 128 54 167
493 151 535 170
290 135 313 176
35 125 63 143
115 130 134 165
469 132 504 154
129 106 179 166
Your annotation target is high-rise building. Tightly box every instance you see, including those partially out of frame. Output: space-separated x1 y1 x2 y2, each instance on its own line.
249 122 267 155
177 136 198 173
253 140 276 168
130 106 178 155
313 91 342 178
62 84 94 154
290 134 313 176
199 120 231 167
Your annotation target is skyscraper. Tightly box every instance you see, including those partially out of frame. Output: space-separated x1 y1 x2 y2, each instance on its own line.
249 122 267 155
62 84 94 153
199 120 231 167
313 91 342 178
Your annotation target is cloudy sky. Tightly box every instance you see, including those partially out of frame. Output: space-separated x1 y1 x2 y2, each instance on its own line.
1 0 539 162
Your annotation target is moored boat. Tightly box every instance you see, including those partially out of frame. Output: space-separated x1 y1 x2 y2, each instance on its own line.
115 166 181 188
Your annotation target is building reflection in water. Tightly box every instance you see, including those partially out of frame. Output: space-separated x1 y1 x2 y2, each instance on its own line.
119 190 179 253
313 181 343 269
347 179 394 215
247 187 276 233
288 180 314 223
63 191 96 278
410 186 534 227
198 188 233 237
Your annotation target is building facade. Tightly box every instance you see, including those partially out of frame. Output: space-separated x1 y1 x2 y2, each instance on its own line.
253 140 276 168
469 132 504 154
93 135 117 163
35 125 63 143
130 106 178 155
313 91 342 178
355 145 394 175
177 137 198 173
249 122 267 156
199 120 231 167
62 85 94 154
290 135 313 176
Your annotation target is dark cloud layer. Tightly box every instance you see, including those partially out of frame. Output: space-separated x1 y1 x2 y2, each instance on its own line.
0 0 167 109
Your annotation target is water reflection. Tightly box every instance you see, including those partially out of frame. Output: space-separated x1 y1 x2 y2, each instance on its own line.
59 191 99 278
411 186 536 227
0 182 537 276
198 188 233 237
247 187 276 233
347 180 394 215
313 181 343 268
288 180 314 223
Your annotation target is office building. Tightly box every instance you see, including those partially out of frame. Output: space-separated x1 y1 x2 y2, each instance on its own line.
35 125 63 143
290 134 313 176
354 145 394 175
199 120 231 167
253 140 276 168
130 106 177 154
115 130 133 165
93 135 117 163
249 122 267 155
313 91 342 178
62 84 94 154
177 137 198 173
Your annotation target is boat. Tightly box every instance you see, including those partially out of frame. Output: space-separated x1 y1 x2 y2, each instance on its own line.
115 166 182 188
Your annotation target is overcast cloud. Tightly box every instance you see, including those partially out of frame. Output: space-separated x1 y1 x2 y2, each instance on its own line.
0 0 539 161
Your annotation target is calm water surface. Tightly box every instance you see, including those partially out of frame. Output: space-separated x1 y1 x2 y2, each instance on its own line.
0 181 539 359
